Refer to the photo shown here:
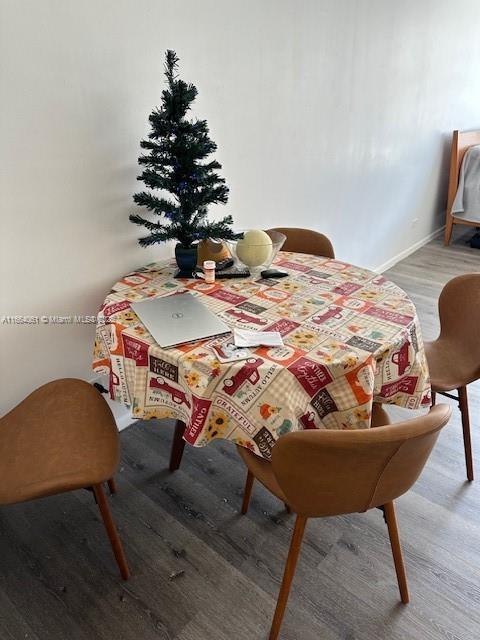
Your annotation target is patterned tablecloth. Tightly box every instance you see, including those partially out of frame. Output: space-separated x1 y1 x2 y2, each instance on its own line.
93 252 431 459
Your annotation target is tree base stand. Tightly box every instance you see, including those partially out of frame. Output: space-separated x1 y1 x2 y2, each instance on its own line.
174 243 198 278
174 268 196 279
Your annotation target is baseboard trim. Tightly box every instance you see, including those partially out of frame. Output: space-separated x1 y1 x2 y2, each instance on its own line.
374 225 445 273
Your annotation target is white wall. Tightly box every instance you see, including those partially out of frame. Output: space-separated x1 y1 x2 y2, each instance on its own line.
1 0 480 414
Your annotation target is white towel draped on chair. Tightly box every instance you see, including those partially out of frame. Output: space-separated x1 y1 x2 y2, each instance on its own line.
452 144 480 223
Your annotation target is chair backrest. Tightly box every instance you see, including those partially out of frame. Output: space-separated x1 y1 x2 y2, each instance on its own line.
437 274 480 371
267 227 335 258
0 379 119 505
271 404 451 517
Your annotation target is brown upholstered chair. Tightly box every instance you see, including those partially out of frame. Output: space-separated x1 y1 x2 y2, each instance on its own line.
267 227 335 258
237 404 451 640
425 274 480 481
0 378 129 580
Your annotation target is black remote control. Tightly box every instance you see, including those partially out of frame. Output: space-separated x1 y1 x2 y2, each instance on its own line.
194 263 250 279
260 269 289 279
215 258 235 271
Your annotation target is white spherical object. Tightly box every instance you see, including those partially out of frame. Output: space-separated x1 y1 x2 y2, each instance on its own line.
236 230 273 267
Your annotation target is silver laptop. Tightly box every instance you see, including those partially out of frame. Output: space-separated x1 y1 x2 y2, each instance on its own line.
131 292 231 348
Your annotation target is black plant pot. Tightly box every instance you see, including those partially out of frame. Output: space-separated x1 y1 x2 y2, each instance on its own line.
175 243 198 278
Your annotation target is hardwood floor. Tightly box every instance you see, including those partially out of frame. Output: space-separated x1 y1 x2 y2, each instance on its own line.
1 230 479 640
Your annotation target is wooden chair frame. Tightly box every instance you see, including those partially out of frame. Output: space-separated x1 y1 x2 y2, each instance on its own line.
431 387 474 481
241 473 409 640
444 129 480 246
236 403 451 640
93 481 130 579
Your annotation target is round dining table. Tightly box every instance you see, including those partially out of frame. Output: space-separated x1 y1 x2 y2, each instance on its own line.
93 251 431 459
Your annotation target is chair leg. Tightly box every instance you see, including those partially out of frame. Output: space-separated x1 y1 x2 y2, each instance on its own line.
383 502 409 604
269 516 307 640
444 215 454 246
169 420 186 472
458 386 474 482
107 478 117 495
241 470 255 514
92 483 130 580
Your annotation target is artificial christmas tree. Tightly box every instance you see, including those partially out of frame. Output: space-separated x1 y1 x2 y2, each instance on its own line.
130 50 239 276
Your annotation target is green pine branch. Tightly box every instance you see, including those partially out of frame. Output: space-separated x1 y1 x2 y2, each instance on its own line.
137 231 177 247
129 213 168 233
195 216 241 241
138 169 174 192
133 192 178 216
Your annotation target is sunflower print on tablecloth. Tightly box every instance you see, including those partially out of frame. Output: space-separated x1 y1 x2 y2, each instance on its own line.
206 409 230 440
286 328 322 350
